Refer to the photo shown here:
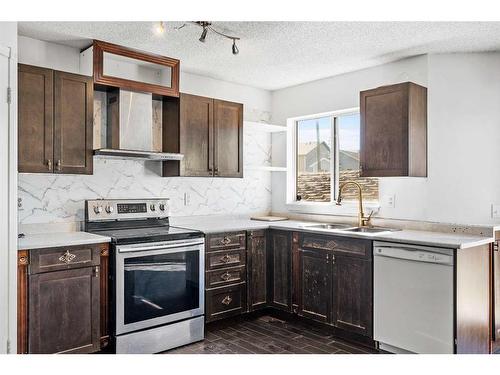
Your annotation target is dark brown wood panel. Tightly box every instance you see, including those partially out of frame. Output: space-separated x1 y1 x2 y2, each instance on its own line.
18 64 54 173
213 99 243 178
268 230 292 312
360 82 427 177
92 40 180 97
493 239 500 352
206 266 246 289
456 244 491 354
332 255 372 337
300 233 371 259
99 244 110 349
180 93 214 176
206 249 246 270
53 71 93 174
28 266 100 354
298 248 332 323
29 244 100 274
206 283 247 323
247 230 267 311
17 250 29 354
207 231 246 252
291 232 300 313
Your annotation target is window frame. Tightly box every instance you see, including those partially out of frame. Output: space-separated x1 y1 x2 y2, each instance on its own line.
286 107 380 215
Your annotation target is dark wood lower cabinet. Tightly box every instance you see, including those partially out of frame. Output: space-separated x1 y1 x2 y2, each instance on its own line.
17 243 109 354
247 230 268 311
297 248 332 323
332 255 372 336
268 230 292 312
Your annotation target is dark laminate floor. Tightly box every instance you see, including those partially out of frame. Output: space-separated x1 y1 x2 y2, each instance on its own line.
164 315 378 354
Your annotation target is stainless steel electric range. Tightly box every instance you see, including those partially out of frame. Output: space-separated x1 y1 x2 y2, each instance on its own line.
85 198 205 354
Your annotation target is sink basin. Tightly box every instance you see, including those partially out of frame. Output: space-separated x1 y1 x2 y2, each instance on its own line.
304 223 354 230
340 226 399 234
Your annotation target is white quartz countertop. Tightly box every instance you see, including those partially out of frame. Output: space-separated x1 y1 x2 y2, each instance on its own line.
18 231 111 250
172 217 494 250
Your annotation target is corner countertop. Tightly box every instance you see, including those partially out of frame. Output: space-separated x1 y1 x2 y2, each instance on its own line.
18 231 111 251
171 217 494 250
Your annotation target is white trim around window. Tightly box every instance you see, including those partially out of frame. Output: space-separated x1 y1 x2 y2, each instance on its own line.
285 108 380 216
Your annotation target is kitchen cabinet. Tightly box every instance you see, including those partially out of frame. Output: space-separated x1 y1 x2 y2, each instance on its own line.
18 64 93 174
494 240 500 353
162 93 243 178
360 81 427 177
17 243 107 354
268 230 292 312
247 230 268 311
205 231 248 322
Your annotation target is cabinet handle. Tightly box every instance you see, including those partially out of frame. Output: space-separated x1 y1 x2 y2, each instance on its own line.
47 159 52 171
94 266 99 278
214 167 219 176
220 254 231 264
56 159 62 171
221 295 233 306
331 254 335 264
58 250 76 264
220 272 232 281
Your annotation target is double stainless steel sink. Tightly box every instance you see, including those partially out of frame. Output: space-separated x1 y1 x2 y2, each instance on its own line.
303 223 400 235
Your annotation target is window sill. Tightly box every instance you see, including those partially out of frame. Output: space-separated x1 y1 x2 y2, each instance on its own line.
286 201 380 216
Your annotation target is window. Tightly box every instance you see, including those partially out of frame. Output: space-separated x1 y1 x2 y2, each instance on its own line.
294 110 378 204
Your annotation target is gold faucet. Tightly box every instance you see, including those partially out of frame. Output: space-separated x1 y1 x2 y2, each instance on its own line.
336 181 373 227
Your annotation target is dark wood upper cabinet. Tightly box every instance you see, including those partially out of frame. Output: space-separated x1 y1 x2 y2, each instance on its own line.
18 64 93 174
332 254 372 337
91 40 180 97
54 71 93 174
268 230 292 312
163 93 243 178
360 81 427 177
247 230 267 311
297 247 332 323
18 64 54 173
214 99 243 177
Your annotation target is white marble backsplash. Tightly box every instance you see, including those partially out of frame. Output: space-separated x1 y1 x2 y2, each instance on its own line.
18 124 272 225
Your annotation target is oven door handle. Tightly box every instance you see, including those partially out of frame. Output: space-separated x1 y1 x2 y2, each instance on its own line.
117 239 205 253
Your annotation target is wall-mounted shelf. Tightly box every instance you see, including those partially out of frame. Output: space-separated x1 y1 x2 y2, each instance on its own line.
244 121 287 133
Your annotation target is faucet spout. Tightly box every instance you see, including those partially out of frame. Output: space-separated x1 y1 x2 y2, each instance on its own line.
336 181 372 227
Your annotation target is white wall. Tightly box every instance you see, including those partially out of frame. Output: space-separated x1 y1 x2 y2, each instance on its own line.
271 53 500 225
0 21 17 354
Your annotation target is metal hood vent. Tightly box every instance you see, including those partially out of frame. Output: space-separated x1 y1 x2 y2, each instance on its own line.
94 149 183 161
94 89 183 162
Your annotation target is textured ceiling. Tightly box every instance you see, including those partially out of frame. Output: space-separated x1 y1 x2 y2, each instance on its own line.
17 21 500 90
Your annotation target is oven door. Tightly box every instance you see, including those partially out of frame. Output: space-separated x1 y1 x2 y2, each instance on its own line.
115 238 205 335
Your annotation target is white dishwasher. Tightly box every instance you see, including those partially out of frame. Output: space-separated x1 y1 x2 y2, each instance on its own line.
373 241 454 354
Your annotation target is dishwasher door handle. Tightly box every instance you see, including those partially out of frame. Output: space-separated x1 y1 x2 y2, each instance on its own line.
374 246 453 266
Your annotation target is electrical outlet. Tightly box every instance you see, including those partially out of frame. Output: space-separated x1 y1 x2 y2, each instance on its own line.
184 192 191 206
382 194 395 208
492 204 500 218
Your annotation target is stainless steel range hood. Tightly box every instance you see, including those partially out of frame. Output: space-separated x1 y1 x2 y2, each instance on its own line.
94 89 183 162
94 149 183 161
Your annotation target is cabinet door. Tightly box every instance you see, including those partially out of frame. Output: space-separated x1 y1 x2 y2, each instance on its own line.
268 230 292 311
53 71 93 174
28 266 100 354
332 254 372 337
494 242 500 353
179 93 214 176
298 248 332 323
247 230 267 311
214 99 243 178
360 82 426 177
18 64 54 173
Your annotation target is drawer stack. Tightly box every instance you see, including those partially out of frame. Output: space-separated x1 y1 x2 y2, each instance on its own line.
205 231 247 322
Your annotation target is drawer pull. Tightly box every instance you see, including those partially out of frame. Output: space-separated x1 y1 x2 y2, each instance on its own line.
58 250 76 264
220 255 232 264
220 272 232 281
220 236 232 245
221 295 233 305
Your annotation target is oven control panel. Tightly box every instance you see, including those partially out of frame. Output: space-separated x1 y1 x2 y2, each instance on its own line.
86 199 170 221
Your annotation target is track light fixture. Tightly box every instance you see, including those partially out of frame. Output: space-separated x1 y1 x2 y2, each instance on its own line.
171 21 241 55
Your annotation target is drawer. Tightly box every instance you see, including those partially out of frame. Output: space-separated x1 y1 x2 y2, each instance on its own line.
29 244 101 274
206 283 247 322
206 266 246 289
300 234 371 258
206 249 246 270
207 231 246 252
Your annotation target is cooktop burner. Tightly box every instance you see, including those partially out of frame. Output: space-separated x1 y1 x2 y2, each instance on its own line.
92 225 203 244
